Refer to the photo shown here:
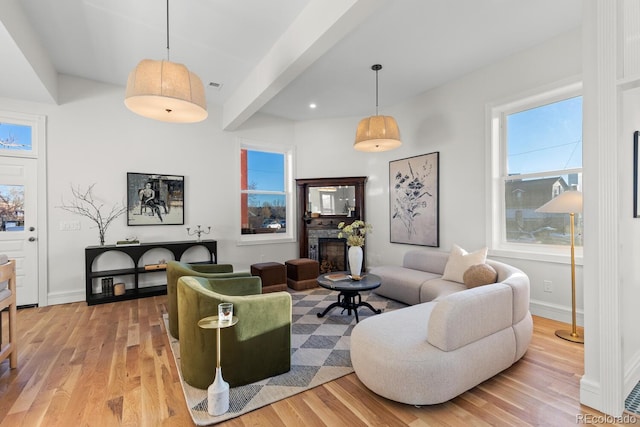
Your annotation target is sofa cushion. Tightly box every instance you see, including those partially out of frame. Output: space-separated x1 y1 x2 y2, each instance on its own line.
427 283 513 352
441 244 487 284
402 250 449 274
487 260 531 325
370 265 440 305
463 263 498 288
419 278 466 303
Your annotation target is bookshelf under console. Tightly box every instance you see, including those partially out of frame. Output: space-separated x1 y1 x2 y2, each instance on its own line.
85 240 218 305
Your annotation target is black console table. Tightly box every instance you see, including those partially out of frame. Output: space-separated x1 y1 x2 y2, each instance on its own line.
85 240 217 305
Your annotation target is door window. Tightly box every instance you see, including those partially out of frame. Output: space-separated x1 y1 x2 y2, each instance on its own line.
0 185 24 231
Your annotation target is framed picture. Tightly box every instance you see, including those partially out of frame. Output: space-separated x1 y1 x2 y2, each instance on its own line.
389 152 439 246
635 131 640 218
127 172 184 226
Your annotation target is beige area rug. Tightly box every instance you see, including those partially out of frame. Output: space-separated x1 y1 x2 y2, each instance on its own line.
165 287 405 425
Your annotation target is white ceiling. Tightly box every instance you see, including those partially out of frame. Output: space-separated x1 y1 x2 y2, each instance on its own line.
0 0 581 129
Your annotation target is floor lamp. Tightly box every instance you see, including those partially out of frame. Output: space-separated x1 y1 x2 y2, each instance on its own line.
535 190 584 343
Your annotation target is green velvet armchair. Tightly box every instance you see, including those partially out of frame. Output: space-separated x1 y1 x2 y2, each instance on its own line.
177 275 291 389
166 261 251 338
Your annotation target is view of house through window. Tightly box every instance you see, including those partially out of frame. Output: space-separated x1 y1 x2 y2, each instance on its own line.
501 94 583 247
240 148 287 235
0 185 24 231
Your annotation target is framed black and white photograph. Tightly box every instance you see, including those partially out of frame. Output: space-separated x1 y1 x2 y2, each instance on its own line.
127 172 184 226
389 152 439 246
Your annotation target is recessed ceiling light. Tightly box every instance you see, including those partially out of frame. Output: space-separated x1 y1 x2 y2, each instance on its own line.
309 103 317 109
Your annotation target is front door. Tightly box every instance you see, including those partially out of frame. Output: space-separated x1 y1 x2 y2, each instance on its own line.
0 114 45 307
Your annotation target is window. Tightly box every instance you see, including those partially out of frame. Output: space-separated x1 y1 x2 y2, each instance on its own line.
489 83 582 257
0 122 32 152
239 141 293 243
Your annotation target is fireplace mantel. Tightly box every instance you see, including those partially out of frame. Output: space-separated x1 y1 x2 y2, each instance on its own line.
296 177 367 266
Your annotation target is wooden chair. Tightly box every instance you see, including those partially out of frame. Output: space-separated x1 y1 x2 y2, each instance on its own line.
0 259 17 368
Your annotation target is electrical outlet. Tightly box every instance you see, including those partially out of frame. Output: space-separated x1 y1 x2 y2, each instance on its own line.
59 220 81 231
543 280 553 293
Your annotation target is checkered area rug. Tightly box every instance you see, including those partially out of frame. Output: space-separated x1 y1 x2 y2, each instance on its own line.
165 288 406 426
626 381 640 415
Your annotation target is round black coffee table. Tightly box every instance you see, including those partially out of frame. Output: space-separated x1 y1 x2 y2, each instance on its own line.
316 272 382 323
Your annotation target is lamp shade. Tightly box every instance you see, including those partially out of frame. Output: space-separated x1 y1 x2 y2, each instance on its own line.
535 190 583 214
354 115 402 152
125 59 208 123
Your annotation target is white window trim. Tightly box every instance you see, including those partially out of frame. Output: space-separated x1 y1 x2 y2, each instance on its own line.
236 138 295 246
486 78 583 265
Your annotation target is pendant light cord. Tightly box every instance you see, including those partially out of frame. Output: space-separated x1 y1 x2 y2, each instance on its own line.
375 68 379 115
372 64 382 116
166 0 170 61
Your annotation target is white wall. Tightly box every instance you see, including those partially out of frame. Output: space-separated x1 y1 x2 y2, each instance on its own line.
295 29 583 324
0 27 585 323
0 75 299 304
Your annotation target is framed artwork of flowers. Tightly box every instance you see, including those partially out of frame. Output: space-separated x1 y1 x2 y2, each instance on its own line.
389 152 439 247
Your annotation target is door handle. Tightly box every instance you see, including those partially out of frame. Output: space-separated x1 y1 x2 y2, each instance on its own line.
29 226 35 232
28 237 36 242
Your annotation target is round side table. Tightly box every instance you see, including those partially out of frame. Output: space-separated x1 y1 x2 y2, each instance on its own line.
198 315 239 416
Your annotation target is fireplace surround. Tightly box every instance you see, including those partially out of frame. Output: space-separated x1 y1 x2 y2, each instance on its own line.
296 177 367 270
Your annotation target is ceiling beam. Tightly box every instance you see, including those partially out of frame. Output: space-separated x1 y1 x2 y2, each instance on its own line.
0 0 58 104
222 0 387 131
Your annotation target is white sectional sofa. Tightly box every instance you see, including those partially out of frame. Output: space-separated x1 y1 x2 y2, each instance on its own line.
351 249 532 405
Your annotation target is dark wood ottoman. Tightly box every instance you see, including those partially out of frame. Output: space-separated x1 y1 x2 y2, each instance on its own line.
285 258 320 290
250 262 287 293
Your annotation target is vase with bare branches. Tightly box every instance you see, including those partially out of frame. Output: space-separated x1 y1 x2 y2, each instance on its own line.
58 184 127 246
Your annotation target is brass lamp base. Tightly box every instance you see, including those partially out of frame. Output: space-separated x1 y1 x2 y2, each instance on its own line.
555 329 584 344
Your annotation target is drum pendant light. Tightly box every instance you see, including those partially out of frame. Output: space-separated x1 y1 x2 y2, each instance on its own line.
125 0 207 123
354 64 401 152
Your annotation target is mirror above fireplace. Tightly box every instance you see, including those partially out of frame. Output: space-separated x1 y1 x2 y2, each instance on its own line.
307 185 356 216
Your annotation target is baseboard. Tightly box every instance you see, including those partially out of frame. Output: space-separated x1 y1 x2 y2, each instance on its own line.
530 299 584 326
580 376 602 412
46 290 85 306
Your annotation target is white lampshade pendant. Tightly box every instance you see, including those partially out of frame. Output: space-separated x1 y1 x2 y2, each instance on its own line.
354 64 401 152
125 59 207 123
124 0 207 123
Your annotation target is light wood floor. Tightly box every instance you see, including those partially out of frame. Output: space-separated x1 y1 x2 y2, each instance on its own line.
0 296 636 426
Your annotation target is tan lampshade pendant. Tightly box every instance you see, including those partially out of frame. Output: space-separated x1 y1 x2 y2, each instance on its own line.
354 115 401 152
125 59 208 123
354 64 401 152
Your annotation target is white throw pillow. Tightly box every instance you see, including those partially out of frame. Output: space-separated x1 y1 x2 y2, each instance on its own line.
441 244 488 284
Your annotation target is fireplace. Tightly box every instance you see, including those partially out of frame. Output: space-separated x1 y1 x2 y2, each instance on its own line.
317 238 347 273
296 177 367 265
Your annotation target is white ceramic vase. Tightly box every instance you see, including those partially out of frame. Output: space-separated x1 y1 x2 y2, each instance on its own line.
348 245 363 278
208 367 229 415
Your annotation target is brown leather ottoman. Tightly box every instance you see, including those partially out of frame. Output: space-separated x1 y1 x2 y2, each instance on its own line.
250 262 287 293
285 258 319 290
